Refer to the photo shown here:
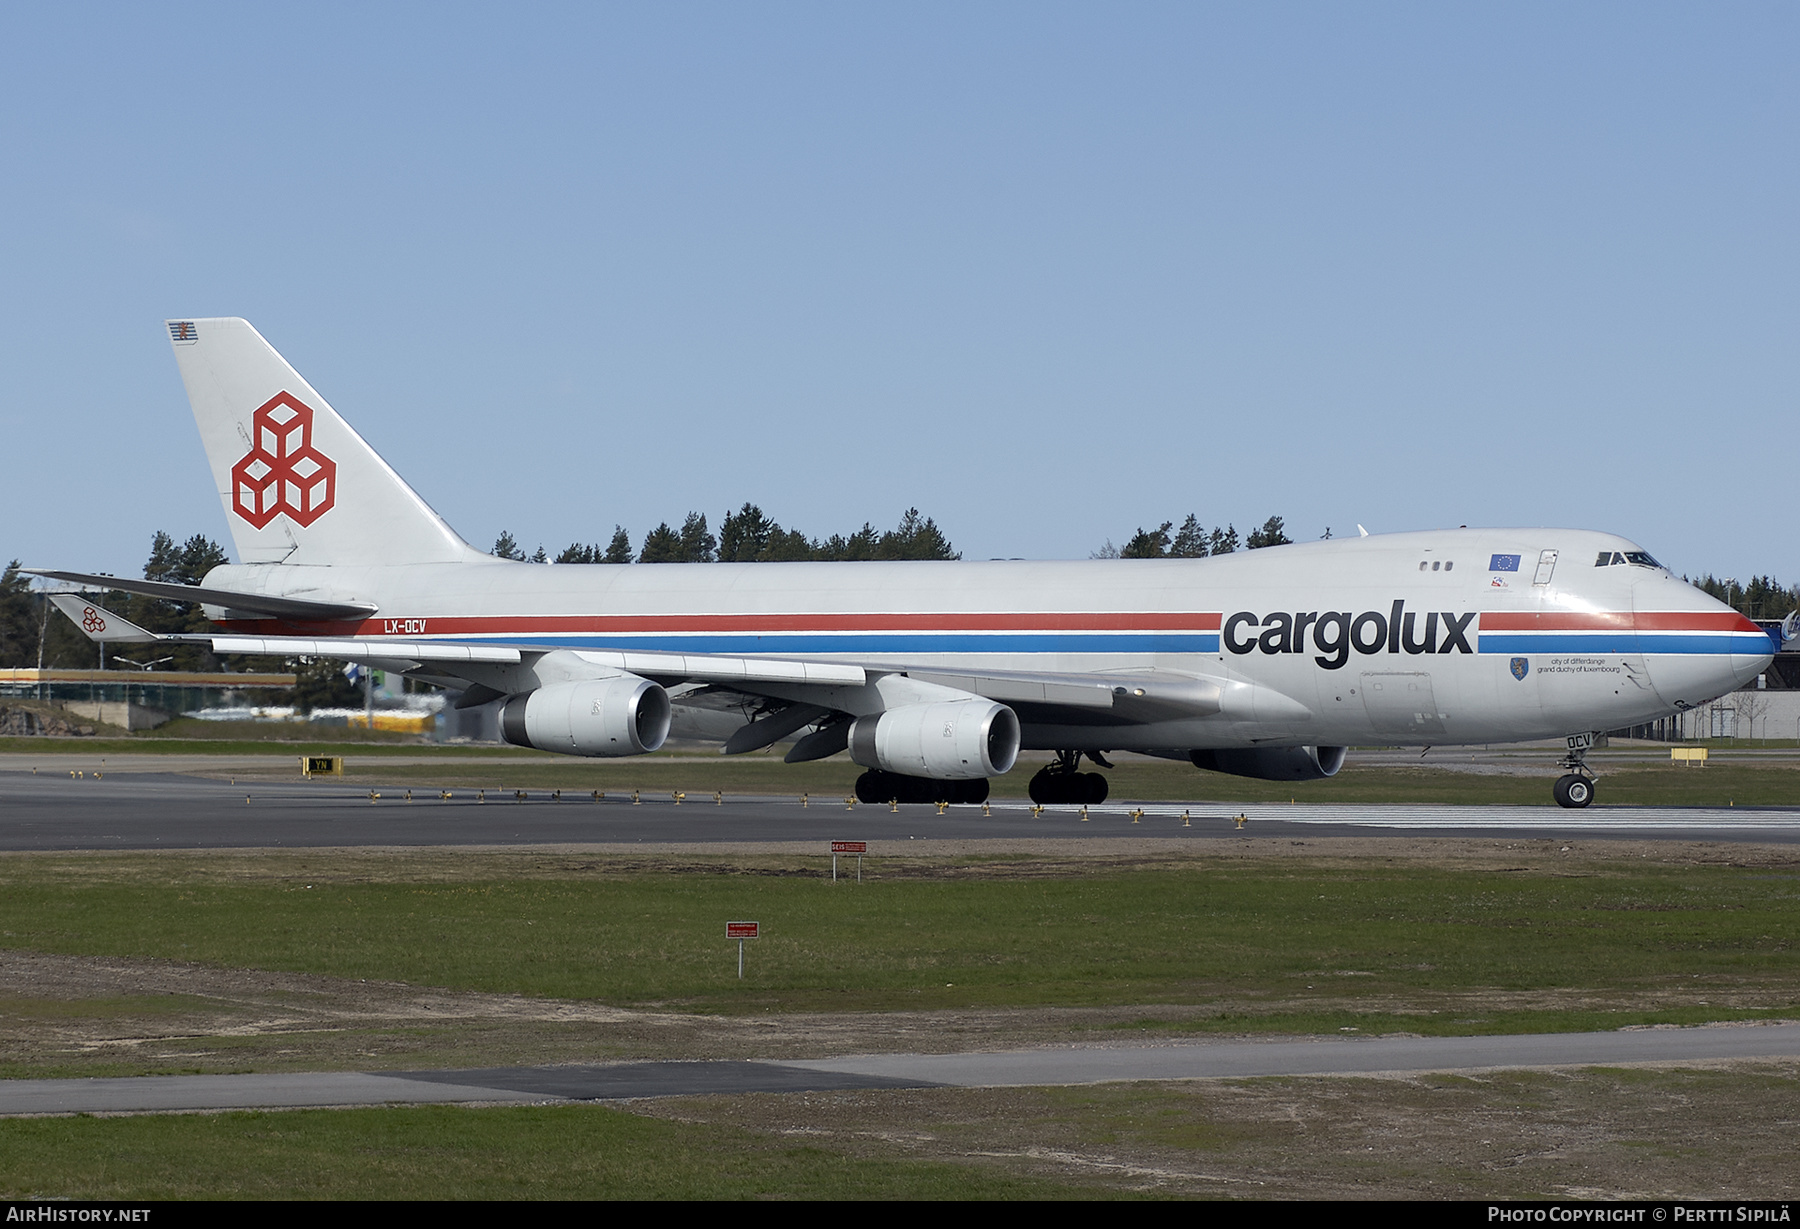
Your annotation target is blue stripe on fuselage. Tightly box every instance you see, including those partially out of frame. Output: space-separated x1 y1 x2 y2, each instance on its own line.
1479 633 1772 655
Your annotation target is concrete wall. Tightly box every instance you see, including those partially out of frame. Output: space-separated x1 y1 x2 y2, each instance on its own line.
58 700 174 732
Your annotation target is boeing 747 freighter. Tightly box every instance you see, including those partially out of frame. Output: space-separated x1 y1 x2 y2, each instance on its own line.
35 319 1787 807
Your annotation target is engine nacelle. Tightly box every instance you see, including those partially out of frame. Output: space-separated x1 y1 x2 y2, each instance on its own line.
1189 745 1346 781
500 676 671 757
849 700 1020 780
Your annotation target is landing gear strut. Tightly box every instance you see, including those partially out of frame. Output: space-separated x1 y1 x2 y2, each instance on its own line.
1028 750 1110 805
1553 733 1598 809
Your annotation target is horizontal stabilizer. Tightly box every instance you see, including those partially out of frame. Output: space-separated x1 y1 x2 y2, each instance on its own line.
47 596 158 644
27 570 376 621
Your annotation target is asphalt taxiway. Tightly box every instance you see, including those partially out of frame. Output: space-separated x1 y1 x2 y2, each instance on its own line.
1 768 1796 849
4 1025 1796 1117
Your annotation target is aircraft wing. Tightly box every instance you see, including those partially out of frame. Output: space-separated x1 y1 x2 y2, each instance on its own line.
47 598 1229 733
207 635 523 664
902 667 1221 721
46 597 865 686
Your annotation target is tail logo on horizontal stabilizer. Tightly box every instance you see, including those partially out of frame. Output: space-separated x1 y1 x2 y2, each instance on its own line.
230 392 337 528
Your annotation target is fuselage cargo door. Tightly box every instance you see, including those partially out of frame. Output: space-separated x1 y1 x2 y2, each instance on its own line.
1360 672 1448 742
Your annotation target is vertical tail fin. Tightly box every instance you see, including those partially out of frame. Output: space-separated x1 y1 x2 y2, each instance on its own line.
166 318 478 566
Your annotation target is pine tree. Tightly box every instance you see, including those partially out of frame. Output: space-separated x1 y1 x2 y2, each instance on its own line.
876 509 959 560
0 562 38 669
1170 516 1210 558
125 532 230 670
1120 523 1173 559
677 512 716 562
603 526 633 563
719 504 775 562
1246 516 1292 549
638 523 683 563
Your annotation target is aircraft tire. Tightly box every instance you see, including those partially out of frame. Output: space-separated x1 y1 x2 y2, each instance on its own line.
1084 773 1109 804
1027 769 1066 805
856 770 916 804
859 770 984 805
953 777 990 805
1553 774 1594 809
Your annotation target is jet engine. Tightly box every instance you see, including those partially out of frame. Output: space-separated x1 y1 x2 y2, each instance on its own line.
1189 745 1346 781
848 700 1020 780
500 676 671 757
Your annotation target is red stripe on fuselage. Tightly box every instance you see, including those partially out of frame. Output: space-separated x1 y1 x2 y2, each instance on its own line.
213 611 1227 637
1478 611 1758 632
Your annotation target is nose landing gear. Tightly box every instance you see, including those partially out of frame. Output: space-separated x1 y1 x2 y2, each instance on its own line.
1553 732 1598 809
1553 773 1594 808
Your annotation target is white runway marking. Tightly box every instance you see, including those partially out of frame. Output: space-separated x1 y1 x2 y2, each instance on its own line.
996 802 1800 832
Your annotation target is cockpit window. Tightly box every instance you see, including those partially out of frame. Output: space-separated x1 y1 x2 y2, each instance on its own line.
1595 550 1663 569
1598 550 1664 568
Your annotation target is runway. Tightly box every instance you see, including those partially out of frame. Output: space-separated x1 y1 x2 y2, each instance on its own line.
2 769 1797 848
4 1024 1796 1116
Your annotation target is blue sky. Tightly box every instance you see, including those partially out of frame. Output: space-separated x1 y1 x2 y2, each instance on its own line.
3 3 1794 581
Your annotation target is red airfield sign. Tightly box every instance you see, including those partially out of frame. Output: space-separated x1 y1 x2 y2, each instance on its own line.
830 841 867 854
726 921 760 939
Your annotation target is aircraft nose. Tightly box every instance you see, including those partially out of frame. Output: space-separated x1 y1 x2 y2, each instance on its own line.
1635 575 1774 709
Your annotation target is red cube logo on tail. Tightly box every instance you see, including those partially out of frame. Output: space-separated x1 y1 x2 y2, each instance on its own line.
230 392 337 527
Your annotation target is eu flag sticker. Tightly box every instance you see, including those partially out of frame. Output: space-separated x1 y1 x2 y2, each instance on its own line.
1490 553 1521 572
1511 657 1530 680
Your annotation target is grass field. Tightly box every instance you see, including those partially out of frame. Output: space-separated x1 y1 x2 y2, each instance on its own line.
325 757 1800 806
0 1102 1103 1200
2 847 1795 1039
2 1054 1797 1198
3 843 1797 1199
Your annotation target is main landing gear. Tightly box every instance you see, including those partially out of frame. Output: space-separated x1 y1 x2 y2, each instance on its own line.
853 770 990 805
1553 733 1598 809
1028 750 1110 805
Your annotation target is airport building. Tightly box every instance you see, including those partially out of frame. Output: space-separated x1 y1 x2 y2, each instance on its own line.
0 668 297 731
0 668 446 737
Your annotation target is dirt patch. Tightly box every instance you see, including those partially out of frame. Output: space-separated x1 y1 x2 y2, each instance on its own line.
3 943 1795 1083
0 704 101 738
630 1064 1800 1198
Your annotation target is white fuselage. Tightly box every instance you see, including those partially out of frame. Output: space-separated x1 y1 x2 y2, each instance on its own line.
205 526 1771 753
